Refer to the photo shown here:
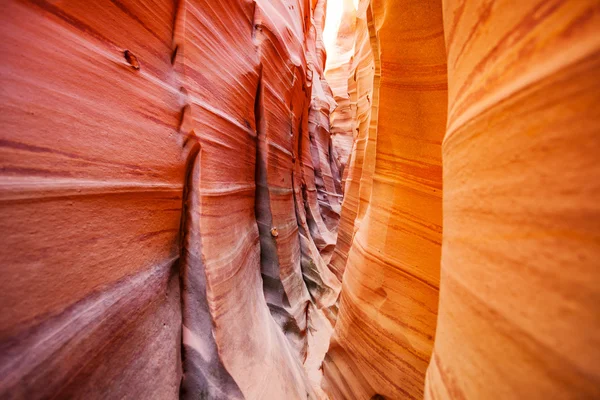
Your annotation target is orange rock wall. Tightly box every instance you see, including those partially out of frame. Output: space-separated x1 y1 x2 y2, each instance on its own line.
0 0 341 398
323 0 446 398
425 0 600 398
324 0 600 399
1 1 184 397
327 0 379 281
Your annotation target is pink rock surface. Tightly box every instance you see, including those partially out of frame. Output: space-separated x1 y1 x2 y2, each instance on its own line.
0 1 341 398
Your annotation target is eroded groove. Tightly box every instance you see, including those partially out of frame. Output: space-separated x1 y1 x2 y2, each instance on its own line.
253 65 306 355
178 137 244 400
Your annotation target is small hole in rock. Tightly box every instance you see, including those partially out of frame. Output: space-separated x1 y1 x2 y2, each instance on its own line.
124 50 140 70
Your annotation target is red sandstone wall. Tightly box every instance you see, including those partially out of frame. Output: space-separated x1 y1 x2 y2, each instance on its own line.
0 1 341 398
0 1 184 397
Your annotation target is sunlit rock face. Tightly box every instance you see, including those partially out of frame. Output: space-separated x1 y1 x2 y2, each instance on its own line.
324 0 357 179
425 1 600 399
326 0 380 282
323 0 600 399
323 0 446 398
0 0 340 398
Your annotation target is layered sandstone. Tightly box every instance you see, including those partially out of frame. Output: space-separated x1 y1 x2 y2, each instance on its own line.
1 1 185 397
0 0 340 398
326 0 380 281
323 0 600 399
2 0 600 399
324 0 356 178
425 1 600 398
323 0 446 398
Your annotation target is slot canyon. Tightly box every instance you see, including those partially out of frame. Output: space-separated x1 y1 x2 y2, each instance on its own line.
0 0 599 399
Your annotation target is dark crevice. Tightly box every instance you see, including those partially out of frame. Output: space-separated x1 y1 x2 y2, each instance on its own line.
329 135 343 196
251 0 259 39
170 45 179 65
178 132 243 399
171 0 185 67
307 114 339 232
177 134 200 254
253 65 305 355
293 110 327 307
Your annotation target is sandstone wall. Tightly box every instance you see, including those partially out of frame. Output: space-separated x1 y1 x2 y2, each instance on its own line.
323 0 600 399
323 0 447 398
425 0 600 398
0 1 341 398
1 1 185 397
325 0 357 178
2 0 600 399
327 0 379 282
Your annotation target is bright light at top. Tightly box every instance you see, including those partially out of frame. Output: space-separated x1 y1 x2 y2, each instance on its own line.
323 0 344 53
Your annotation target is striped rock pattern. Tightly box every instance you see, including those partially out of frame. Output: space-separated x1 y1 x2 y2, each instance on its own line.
425 0 600 398
1 1 184 397
0 0 341 399
326 0 379 282
2 0 600 399
323 0 446 398
323 0 600 399
324 0 357 179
